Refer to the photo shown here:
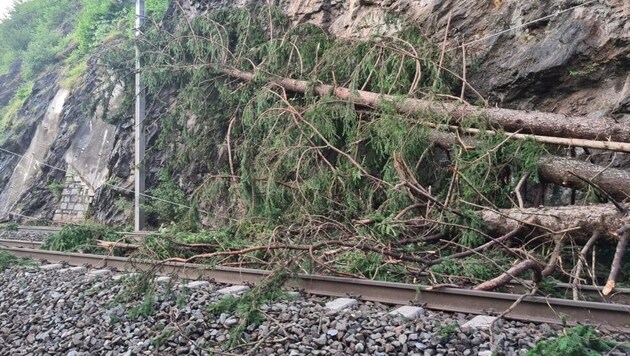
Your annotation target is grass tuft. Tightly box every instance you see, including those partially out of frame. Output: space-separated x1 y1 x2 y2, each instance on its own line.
0 251 36 272
526 325 623 356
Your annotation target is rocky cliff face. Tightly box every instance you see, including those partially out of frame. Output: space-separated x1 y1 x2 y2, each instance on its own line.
0 59 121 223
0 70 60 219
1 0 628 226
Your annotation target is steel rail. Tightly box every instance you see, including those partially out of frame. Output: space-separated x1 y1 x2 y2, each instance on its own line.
0 239 42 249
2 238 629 304
17 226 62 232
16 225 151 235
11 226 150 241
2 246 629 333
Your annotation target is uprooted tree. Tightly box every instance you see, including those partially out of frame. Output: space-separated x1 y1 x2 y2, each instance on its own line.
97 6 628 297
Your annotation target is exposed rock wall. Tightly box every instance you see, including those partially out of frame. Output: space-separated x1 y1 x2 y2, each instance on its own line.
0 57 122 223
0 70 60 221
0 88 69 218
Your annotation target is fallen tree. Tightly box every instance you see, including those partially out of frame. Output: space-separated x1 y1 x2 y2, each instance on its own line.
537 156 630 200
425 130 630 200
480 203 628 238
221 67 630 150
131 9 630 296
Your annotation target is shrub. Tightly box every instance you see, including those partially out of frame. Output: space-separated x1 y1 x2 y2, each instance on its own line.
42 223 119 252
527 325 619 356
0 251 35 272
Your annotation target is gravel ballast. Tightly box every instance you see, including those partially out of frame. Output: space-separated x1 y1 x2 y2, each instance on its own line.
0 229 54 243
0 264 628 355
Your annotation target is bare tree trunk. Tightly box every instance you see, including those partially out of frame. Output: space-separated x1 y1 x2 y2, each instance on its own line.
423 131 630 201
603 232 628 296
538 156 630 200
222 67 630 143
480 203 629 239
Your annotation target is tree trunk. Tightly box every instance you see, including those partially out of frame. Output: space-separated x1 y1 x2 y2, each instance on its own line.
222 67 630 144
603 232 628 296
538 156 630 200
480 204 628 239
426 131 630 200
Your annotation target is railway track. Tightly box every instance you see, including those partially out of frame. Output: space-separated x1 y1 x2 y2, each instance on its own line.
4 228 630 305
1 243 629 333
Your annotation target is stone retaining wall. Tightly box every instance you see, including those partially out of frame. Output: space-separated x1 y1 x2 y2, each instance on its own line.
52 170 93 223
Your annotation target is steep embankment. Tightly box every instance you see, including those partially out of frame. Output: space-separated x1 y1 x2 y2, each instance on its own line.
1 0 627 226
0 0 629 295
0 70 60 212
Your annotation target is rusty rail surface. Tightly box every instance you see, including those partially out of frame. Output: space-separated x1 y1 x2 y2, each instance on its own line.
17 226 62 232
2 246 629 333
2 236 629 304
0 239 42 249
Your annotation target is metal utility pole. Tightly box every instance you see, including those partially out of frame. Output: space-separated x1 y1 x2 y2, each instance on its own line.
134 0 146 231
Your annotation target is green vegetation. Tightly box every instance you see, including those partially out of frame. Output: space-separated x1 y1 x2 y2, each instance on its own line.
0 222 19 231
429 253 513 285
151 328 175 347
111 271 161 320
128 291 156 319
569 63 599 78
0 0 78 77
339 251 406 281
0 2 550 288
145 169 196 228
47 182 65 201
42 223 120 253
526 325 620 356
134 7 543 244
60 58 89 89
436 322 459 339
0 0 169 144
0 81 33 140
0 251 36 271
138 227 246 261
85 5 549 286
0 0 169 76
